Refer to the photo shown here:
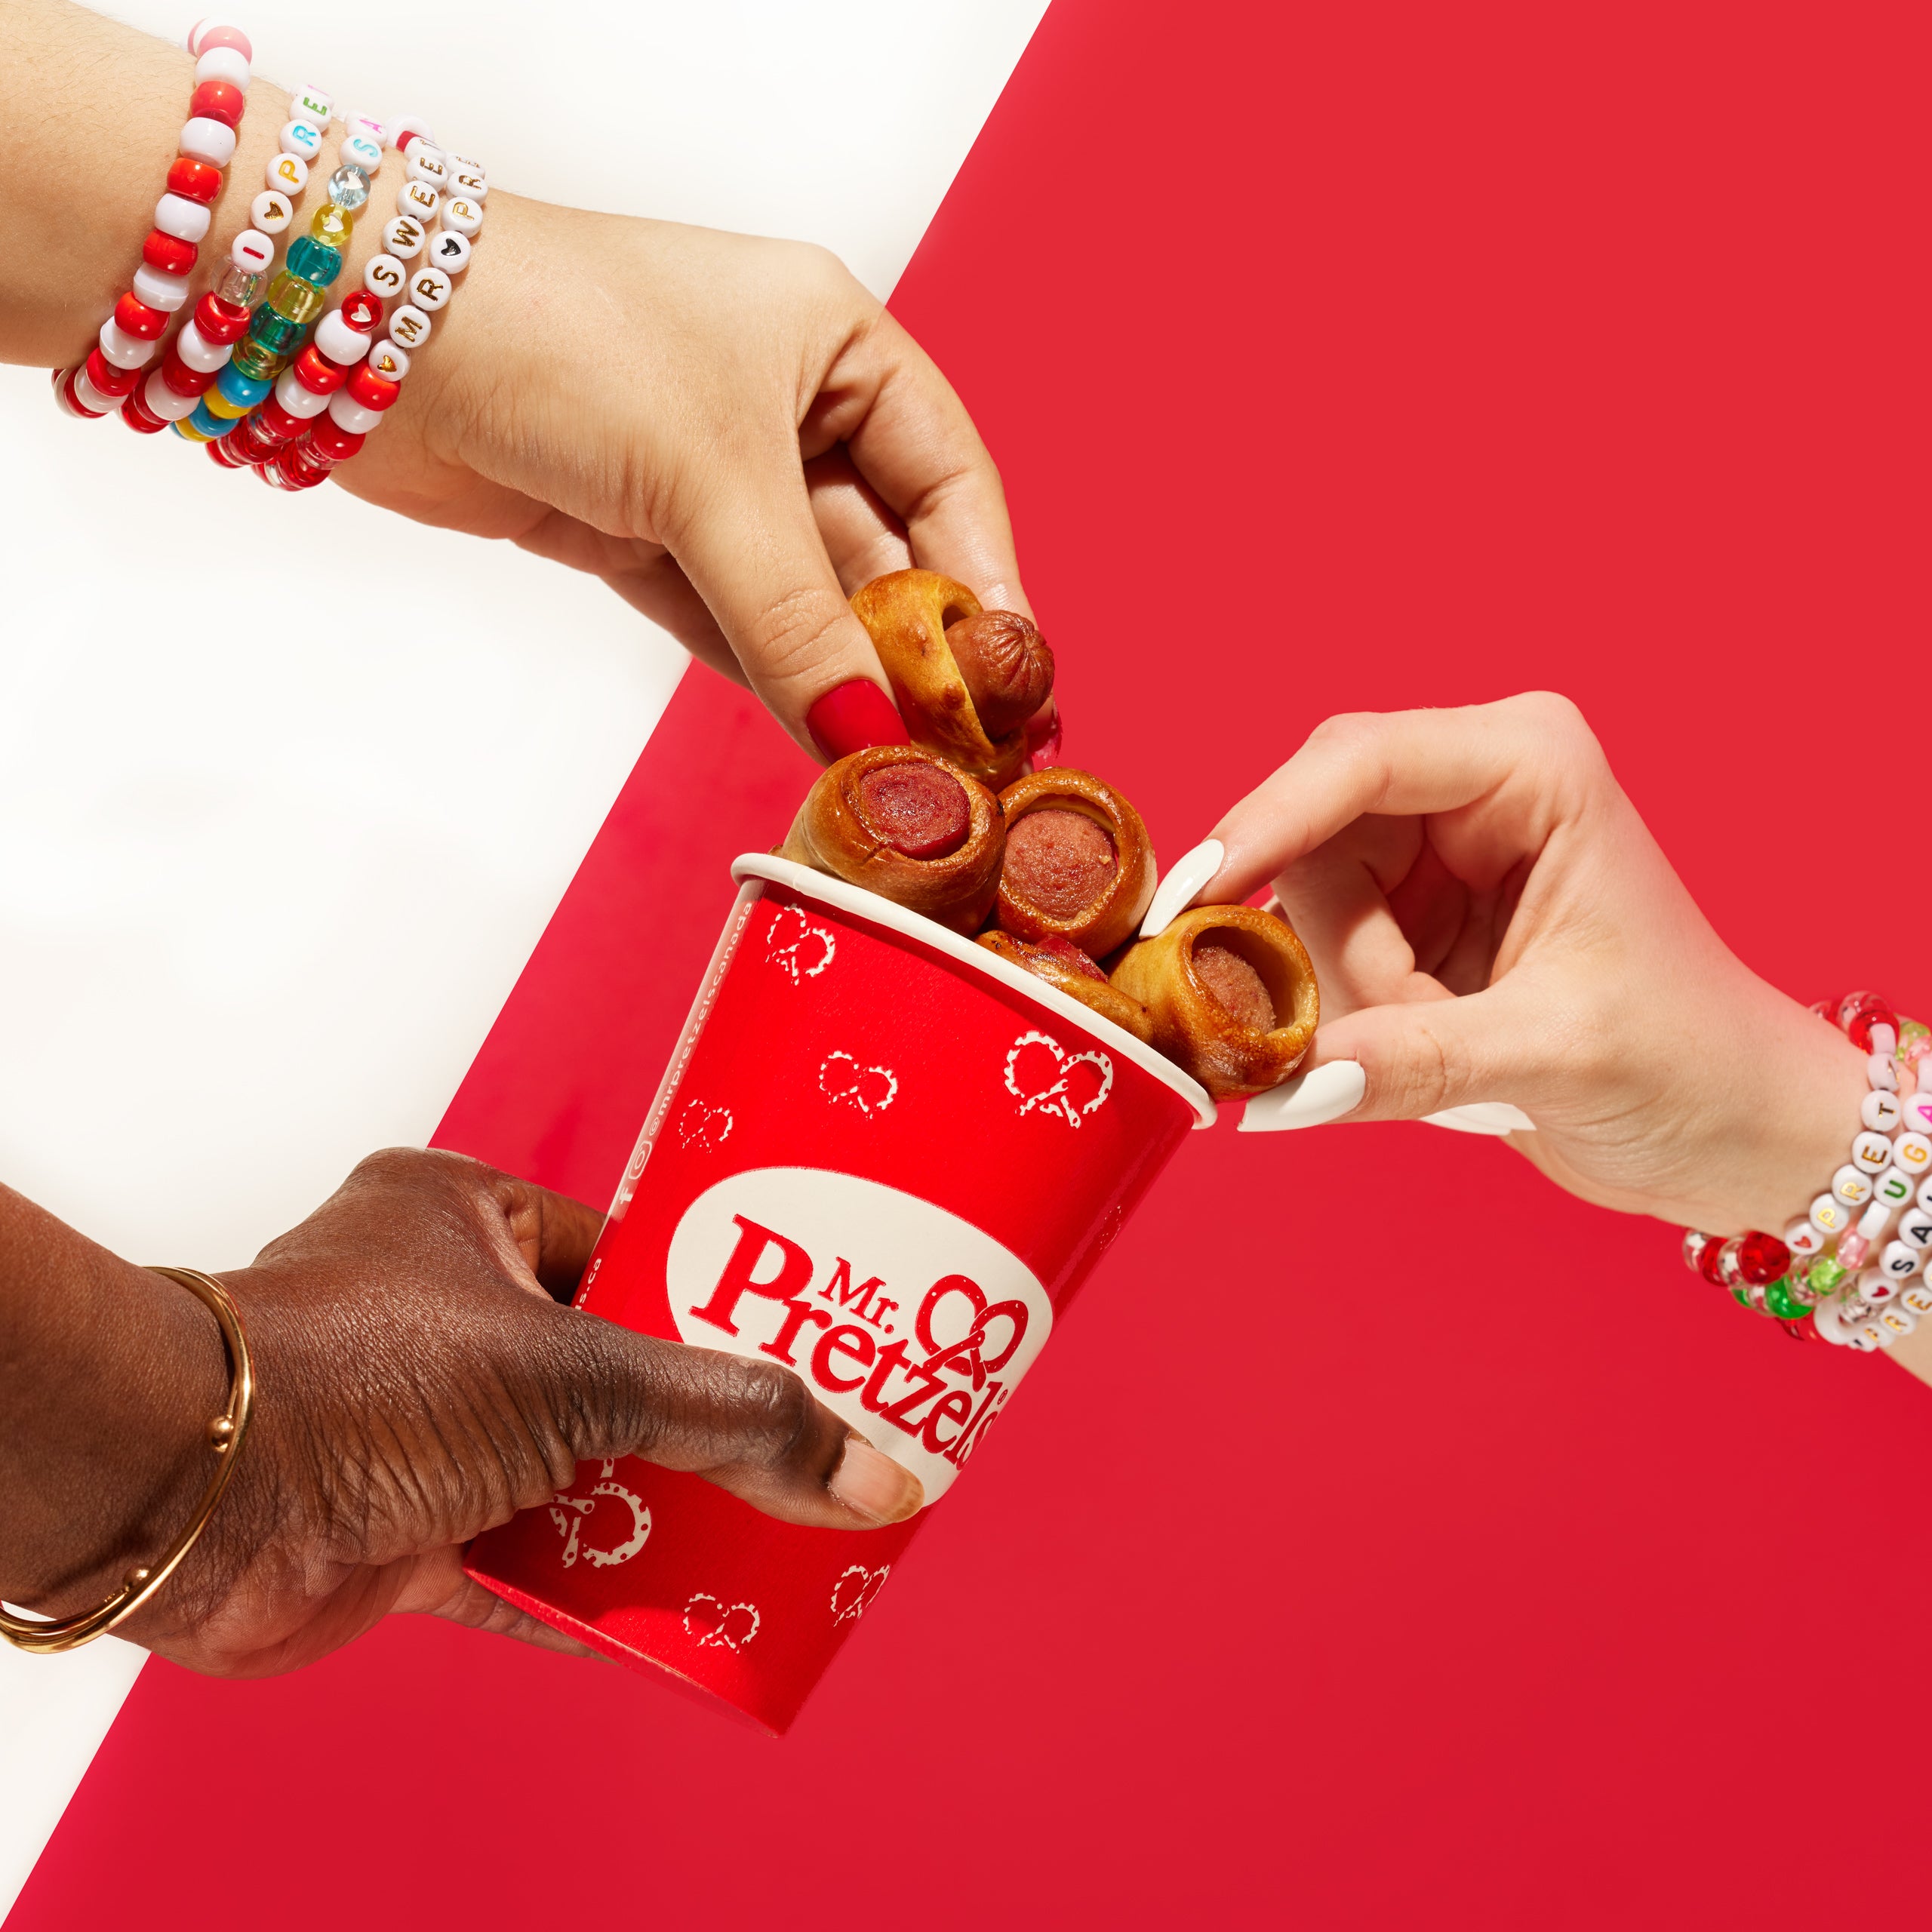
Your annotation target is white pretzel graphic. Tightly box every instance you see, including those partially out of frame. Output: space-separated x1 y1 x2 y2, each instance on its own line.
548 1461 653 1570
1004 1029 1113 1128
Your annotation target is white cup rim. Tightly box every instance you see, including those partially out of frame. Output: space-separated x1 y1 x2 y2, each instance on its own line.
731 854 1218 1128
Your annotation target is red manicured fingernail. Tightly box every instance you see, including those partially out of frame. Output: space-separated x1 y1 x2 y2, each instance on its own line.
1026 703 1063 768
806 679 909 762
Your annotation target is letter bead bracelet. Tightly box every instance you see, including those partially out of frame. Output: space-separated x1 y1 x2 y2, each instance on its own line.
54 20 484 494
1681 992 1932 1353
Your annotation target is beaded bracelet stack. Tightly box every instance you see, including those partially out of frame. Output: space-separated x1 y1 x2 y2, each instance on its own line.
1681 992 1932 1353
53 23 481 497
51 23 258 422
220 127 486 490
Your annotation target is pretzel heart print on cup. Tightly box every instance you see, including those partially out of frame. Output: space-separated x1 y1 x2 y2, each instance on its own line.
469 571 1324 1731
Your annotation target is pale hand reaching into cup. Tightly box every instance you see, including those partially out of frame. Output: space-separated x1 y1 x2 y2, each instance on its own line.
1149 694 1872 1247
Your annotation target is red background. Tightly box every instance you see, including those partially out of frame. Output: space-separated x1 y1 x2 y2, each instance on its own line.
14 0 1932 1924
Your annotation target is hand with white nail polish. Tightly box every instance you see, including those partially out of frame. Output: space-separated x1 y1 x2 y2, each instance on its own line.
1177 694 1867 1233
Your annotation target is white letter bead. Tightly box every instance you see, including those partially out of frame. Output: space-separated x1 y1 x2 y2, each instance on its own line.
1857 1198 1893 1241
1785 1217 1826 1257
281 120 325 161
1863 1090 1904 1133
230 228 275 274
1852 1130 1894 1174
131 262 189 311
1921 1174 1932 1213
1874 1167 1915 1209
386 303 432 349
313 309 372 365
273 366 332 417
96 318 155 370
153 192 213 243
1894 1133 1932 1176
345 112 389 148
1903 1281 1932 1316
1869 1053 1900 1091
1903 1092 1932 1135
451 168 487 200
1881 1241 1923 1279
179 115 238 168
440 195 483 238
426 229 471 275
173 318 231 373
364 254 408 300
341 133 384 174
382 215 428 260
250 189 294 235
407 146 449 189
1880 1305 1918 1340
406 264 452 311
291 85 333 129
1832 1164 1875 1206
328 392 385 435
143 368 202 419
267 151 309 195
366 337 411 381
1899 1207 1932 1250
398 180 440 222
194 45 248 89
1810 1193 1851 1235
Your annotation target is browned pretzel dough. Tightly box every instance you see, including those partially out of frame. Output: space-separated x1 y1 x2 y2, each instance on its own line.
780 746 1004 934
977 930 1156 1043
992 767 1157 958
849 570 1053 790
1109 903 1319 1097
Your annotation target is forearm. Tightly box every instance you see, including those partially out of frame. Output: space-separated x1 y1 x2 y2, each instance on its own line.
0 1181 224 1617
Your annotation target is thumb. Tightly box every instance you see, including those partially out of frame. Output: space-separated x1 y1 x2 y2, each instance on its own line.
547 1316 924 1529
1309 983 1551 1124
667 454 908 763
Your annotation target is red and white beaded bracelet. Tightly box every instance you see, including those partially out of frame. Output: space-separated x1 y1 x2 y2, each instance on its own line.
1681 993 1932 1353
54 20 254 420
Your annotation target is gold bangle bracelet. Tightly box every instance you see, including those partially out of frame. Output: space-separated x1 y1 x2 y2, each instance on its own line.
0 1266 254 1657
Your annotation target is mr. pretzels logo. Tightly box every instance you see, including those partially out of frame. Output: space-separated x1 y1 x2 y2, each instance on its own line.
666 1168 1052 1504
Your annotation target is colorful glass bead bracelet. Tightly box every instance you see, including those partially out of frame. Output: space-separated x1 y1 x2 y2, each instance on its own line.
1681 992 1932 1352
51 20 254 421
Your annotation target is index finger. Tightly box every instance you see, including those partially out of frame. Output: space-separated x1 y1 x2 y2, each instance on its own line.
1198 695 1580 910
814 312 1032 619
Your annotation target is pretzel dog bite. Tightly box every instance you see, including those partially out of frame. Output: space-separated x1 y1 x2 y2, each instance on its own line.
1109 904 1320 1098
977 929 1156 1044
850 569 1054 791
780 746 1005 934
993 767 1157 959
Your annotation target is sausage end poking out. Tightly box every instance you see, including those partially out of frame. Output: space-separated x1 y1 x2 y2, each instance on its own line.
855 762 971 860
943 611 1055 740
1192 943 1276 1032
1003 809 1116 919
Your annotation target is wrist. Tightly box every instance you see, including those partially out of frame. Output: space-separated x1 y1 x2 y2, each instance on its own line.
1 1239 228 1617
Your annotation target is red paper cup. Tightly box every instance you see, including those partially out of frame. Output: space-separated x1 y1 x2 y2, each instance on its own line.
466 855 1212 1732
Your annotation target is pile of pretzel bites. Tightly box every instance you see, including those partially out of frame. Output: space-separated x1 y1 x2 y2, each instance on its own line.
780 571 1320 1100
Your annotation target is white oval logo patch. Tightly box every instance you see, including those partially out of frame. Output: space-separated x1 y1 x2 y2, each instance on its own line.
667 1167 1051 1504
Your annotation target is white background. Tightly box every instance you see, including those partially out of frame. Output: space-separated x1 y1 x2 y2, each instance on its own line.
0 0 1047 1916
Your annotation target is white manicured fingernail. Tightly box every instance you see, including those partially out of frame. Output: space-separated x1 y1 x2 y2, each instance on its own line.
1140 838 1225 938
1421 1102 1537 1135
1237 1060 1366 1131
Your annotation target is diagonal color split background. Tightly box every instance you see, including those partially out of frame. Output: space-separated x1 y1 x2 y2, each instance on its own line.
9 0 1932 1925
